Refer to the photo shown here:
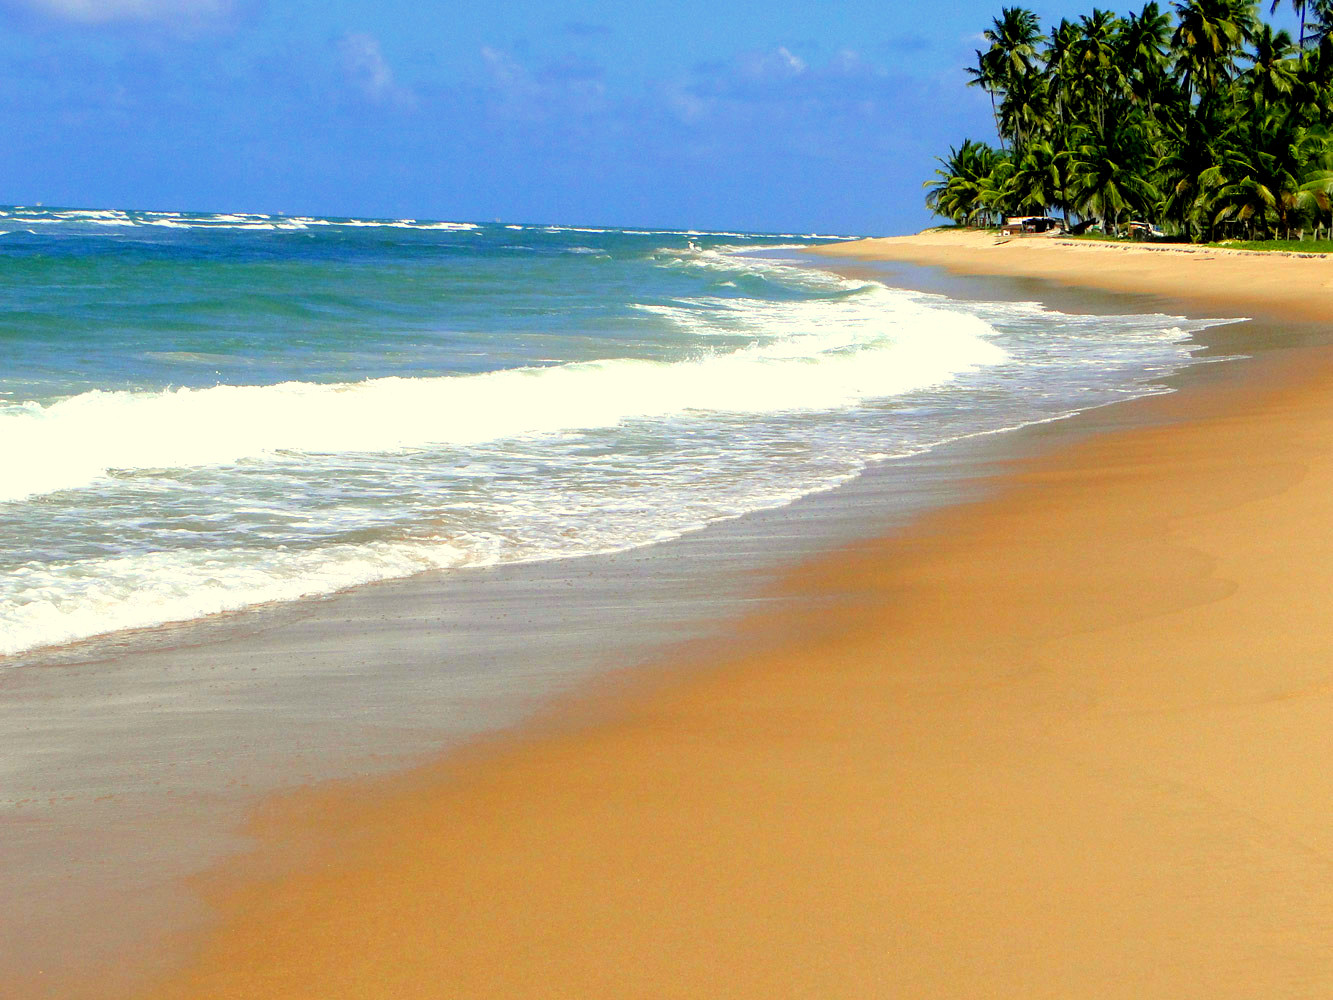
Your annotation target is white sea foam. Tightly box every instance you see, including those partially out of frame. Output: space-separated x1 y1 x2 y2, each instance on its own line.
0 539 476 658
0 240 1231 662
328 219 479 230
56 209 128 220
0 208 480 233
0 282 1006 505
0 208 847 240
655 245 853 289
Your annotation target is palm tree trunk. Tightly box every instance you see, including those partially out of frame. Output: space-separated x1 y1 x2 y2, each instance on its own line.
990 91 1006 151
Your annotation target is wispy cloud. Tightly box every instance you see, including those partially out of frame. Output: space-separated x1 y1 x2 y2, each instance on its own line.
480 45 530 94
735 46 806 81
338 32 415 107
663 45 896 128
2 0 232 25
479 45 607 121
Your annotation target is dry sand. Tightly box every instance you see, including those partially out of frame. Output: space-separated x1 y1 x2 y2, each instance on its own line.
817 227 1333 322
119 236 1333 998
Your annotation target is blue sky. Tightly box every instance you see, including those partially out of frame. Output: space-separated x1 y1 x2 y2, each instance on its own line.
0 1 1303 234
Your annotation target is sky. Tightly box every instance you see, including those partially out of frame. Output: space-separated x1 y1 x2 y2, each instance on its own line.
0 1 1305 234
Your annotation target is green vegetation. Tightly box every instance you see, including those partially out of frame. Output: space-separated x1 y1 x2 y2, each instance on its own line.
1067 231 1153 240
927 1 1333 243
1212 236 1333 248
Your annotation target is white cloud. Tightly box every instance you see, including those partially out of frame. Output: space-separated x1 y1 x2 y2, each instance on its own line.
660 46 907 136
480 45 531 93
4 0 231 24
664 83 709 124
339 32 415 107
828 48 873 76
737 46 807 82
776 46 806 74
479 46 607 121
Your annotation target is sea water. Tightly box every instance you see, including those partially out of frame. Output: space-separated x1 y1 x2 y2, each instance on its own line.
0 207 1228 659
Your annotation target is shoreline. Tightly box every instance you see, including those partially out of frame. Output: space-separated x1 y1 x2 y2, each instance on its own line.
125 318 1333 997
8 243 1333 997
4 338 1136 1000
814 227 1333 322
5 264 1117 998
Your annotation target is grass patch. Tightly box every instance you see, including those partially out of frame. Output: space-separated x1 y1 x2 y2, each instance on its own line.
1210 238 1333 253
1065 233 1333 252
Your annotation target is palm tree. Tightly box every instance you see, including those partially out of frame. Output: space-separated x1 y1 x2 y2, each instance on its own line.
999 60 1052 155
1171 0 1258 103
1043 20 1084 224
1283 125 1333 231
1121 3 1174 113
1071 9 1126 134
1291 137 1333 234
1305 0 1333 45
967 49 1007 149
1156 99 1247 238
1247 24 1299 107
975 8 1045 151
1005 139 1067 217
1069 120 1160 230
979 155 1020 220
985 7 1045 84
1293 32 1333 123
925 141 1009 225
926 0 1333 243
1045 17 1083 119
1212 111 1333 235
1271 0 1310 48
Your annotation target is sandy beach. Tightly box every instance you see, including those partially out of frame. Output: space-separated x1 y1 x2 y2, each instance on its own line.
817 227 1333 322
79 237 1333 999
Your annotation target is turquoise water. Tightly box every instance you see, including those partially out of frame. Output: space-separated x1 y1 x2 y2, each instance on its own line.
0 206 1228 658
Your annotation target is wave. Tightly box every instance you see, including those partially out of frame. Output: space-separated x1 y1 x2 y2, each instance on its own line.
0 205 855 241
0 207 481 234
325 219 479 231
0 237 1229 661
0 283 1006 505
0 539 478 658
652 245 856 292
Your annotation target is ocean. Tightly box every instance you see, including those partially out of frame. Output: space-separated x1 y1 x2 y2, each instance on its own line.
0 206 1228 661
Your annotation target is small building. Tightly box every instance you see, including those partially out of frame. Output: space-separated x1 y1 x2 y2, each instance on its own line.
1000 216 1064 236
1126 221 1165 240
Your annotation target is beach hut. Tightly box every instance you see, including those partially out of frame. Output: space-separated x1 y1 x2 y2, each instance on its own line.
999 216 1064 236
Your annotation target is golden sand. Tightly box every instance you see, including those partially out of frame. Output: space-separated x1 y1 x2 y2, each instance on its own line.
126 364 1333 994
55 233 1331 999
816 227 1333 322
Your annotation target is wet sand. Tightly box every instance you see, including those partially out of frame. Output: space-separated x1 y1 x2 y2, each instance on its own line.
111 244 1333 998
0 302 1023 1000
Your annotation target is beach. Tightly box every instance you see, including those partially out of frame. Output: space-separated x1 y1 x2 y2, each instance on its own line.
817 226 1333 322
7 228 1333 998
128 339 1333 997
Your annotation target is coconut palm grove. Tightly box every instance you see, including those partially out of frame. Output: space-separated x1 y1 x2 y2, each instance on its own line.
927 0 1333 242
